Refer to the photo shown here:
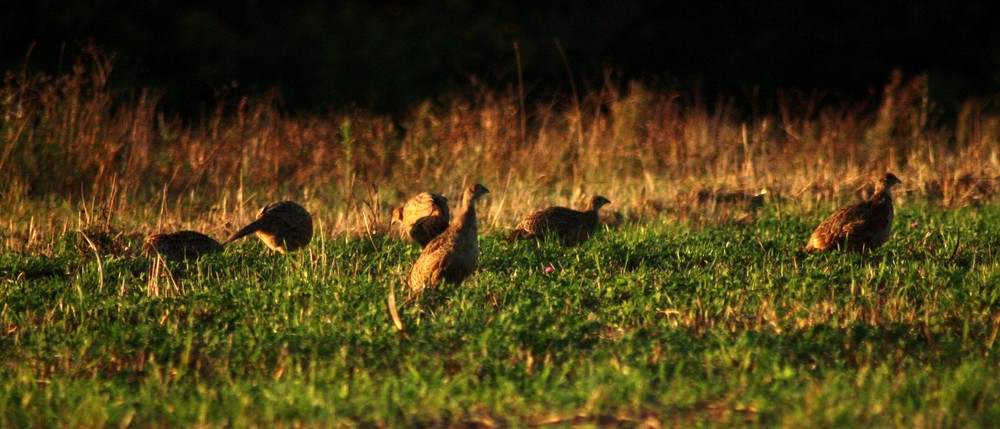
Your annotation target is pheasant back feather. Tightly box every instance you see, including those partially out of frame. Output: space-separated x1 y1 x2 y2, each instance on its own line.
408 184 488 293
144 230 223 261
805 173 900 252
392 192 450 247
226 200 313 253
509 195 611 246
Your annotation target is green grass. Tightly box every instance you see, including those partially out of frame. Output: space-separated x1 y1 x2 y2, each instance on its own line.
1 203 998 427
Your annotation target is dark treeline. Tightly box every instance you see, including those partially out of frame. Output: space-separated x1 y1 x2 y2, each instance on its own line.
2 0 998 115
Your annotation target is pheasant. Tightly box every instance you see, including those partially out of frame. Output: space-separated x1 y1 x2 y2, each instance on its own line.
408 183 489 293
143 230 224 261
225 200 313 253
391 192 450 247
509 195 612 246
805 173 902 252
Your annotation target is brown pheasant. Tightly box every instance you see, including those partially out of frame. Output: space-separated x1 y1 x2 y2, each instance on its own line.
225 200 313 253
143 230 224 261
408 183 489 293
391 192 450 247
509 195 612 246
805 173 902 252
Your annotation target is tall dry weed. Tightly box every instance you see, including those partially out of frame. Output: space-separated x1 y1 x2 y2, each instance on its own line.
2 57 998 249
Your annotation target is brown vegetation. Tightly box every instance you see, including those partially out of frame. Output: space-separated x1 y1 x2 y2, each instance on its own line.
1 55 999 252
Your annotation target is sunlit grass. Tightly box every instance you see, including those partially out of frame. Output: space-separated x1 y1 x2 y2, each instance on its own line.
1 51 999 426
1 201 998 426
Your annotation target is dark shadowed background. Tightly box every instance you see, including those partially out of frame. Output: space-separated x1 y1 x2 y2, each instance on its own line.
2 0 998 114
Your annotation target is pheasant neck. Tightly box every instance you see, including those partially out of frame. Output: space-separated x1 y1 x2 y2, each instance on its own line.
870 186 893 205
586 200 605 216
454 194 478 232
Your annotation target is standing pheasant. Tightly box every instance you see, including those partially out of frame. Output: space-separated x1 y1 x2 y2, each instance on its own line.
509 195 612 246
391 192 450 247
225 200 313 253
143 230 224 261
805 172 902 252
408 183 489 293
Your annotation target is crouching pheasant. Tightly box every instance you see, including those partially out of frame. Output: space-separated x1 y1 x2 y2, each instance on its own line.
226 200 313 253
509 195 611 246
144 230 224 261
805 173 902 252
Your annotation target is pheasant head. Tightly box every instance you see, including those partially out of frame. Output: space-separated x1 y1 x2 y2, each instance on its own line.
587 195 612 212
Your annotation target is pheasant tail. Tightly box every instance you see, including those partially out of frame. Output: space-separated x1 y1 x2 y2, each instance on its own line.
224 218 266 245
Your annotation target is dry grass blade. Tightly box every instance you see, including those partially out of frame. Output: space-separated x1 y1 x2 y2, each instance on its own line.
146 255 181 298
946 233 964 265
77 230 105 293
147 257 162 297
923 304 937 355
386 282 406 334
986 313 1000 352
359 183 384 248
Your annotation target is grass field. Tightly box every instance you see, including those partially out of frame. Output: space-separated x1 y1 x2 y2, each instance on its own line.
2 57 999 427
1 200 998 427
